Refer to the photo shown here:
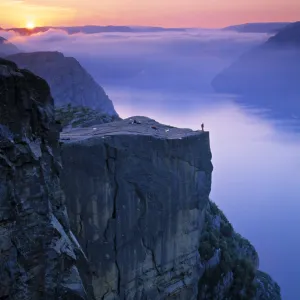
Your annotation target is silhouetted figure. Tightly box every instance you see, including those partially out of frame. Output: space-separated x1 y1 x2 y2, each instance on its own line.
201 123 204 131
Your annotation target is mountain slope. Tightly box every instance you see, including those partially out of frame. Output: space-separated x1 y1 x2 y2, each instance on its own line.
7 51 118 116
0 36 19 56
212 21 300 96
266 21 300 47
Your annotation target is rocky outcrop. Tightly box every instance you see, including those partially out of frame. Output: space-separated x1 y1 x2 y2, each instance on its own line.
255 270 281 300
198 200 281 300
0 36 19 57
7 51 118 116
60 116 213 299
0 58 90 299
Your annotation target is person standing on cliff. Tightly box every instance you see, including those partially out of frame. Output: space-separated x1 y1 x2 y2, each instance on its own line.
201 123 204 131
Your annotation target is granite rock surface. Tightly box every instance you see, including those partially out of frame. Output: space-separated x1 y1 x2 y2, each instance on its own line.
0 58 91 300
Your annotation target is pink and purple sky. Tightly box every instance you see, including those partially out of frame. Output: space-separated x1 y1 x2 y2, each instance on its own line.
0 0 299 29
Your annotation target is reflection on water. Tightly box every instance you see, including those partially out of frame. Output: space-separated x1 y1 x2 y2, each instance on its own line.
107 87 300 300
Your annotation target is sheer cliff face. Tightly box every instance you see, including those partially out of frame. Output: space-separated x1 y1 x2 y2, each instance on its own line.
0 59 88 300
60 117 213 299
60 117 281 300
7 51 118 116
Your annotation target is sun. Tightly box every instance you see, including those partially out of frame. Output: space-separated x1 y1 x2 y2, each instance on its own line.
26 21 35 30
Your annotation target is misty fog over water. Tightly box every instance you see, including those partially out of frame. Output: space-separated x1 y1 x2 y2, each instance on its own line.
108 88 300 300
5 27 300 299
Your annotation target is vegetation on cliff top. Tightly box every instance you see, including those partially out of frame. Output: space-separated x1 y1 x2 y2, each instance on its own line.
55 104 121 129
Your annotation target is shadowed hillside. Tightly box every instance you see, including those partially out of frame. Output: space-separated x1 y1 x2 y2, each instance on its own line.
212 21 300 97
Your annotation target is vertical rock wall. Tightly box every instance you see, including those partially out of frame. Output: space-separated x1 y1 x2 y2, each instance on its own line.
61 117 213 300
0 59 89 300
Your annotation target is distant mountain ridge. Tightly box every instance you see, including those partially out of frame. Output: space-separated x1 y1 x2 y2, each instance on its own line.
3 25 186 36
265 21 300 47
222 22 290 33
7 51 118 116
2 23 292 36
212 21 300 96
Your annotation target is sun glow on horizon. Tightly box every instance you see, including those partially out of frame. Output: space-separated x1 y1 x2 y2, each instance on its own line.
26 21 35 30
0 0 299 29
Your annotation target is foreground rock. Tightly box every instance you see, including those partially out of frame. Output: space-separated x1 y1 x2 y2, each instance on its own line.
0 59 90 299
7 51 118 116
61 116 213 299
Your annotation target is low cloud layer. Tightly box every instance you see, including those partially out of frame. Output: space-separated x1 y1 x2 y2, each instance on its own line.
1 28 270 92
2 28 269 54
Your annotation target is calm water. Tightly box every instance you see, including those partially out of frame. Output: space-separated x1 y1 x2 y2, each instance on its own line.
107 87 300 300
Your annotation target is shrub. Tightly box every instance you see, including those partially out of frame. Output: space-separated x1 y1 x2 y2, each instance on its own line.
221 222 233 237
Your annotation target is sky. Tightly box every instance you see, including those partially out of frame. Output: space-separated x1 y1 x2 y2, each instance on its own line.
0 0 300 29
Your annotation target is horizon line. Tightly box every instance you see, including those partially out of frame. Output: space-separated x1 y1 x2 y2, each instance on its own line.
0 21 295 31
